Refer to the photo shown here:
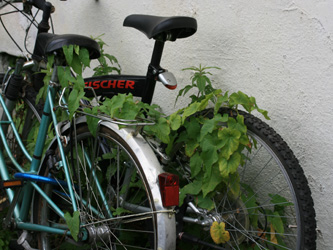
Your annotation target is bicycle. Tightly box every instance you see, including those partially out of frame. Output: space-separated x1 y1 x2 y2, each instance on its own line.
0 0 316 250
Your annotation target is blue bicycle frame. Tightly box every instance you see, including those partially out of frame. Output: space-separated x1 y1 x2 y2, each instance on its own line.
0 63 101 239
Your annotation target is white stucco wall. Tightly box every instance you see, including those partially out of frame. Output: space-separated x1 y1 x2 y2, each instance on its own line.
1 1 332 248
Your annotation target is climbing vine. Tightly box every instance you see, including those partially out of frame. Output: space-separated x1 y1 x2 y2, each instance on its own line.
37 44 292 248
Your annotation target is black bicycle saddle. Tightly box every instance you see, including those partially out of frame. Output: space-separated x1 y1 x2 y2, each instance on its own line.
123 14 197 42
33 33 101 61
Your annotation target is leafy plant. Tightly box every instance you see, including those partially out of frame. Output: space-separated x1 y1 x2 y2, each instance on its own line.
176 65 221 103
33 42 291 248
64 211 80 242
91 34 121 76
0 195 16 250
162 66 269 209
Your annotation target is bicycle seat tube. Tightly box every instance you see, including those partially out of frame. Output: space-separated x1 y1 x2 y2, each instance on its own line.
141 40 165 104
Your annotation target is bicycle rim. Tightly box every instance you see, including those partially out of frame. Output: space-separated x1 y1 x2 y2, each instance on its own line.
34 126 158 249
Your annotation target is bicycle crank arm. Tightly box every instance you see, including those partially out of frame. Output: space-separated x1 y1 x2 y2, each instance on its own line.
178 232 226 250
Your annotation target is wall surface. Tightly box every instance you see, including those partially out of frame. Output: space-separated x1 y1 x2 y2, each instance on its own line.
1 1 332 248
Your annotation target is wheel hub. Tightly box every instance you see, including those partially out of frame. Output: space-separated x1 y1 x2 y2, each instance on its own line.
86 224 113 243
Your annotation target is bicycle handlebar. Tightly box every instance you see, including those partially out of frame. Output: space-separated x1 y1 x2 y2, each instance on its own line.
38 1 52 32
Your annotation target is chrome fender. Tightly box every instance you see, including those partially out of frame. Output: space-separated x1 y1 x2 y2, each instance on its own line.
100 121 176 250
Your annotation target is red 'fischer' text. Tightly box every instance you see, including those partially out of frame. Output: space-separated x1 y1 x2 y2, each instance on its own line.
85 80 135 90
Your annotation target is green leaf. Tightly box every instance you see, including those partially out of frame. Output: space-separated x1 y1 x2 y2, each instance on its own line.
218 152 241 177
57 66 72 88
75 74 85 90
182 102 201 123
68 89 85 118
269 211 285 234
218 128 241 159
184 116 200 136
185 140 199 157
119 100 140 120
63 44 74 65
197 194 215 210
214 92 229 114
107 93 126 117
179 180 202 205
169 112 182 131
229 91 255 111
196 74 206 93
227 115 247 134
199 132 223 168
239 134 250 147
228 172 240 196
175 85 193 104
200 132 225 152
105 54 118 64
202 165 222 197
256 105 270 120
64 211 80 241
71 54 83 75
113 207 132 216
79 47 90 67
199 113 225 141
85 107 99 137
190 151 203 178
240 183 257 213
198 92 213 110
74 44 80 55
147 117 170 143
269 194 293 207
200 148 218 170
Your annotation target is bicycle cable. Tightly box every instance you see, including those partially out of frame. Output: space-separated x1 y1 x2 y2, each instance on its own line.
2 0 38 28
24 9 39 55
0 15 24 53
1 0 40 57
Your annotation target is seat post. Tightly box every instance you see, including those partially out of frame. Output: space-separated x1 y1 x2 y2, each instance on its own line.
150 40 165 67
142 40 165 104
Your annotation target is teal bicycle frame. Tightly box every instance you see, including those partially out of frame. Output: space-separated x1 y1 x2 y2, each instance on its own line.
0 63 104 239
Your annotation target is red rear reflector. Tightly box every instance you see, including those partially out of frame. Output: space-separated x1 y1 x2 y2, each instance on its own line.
158 173 179 207
165 84 177 90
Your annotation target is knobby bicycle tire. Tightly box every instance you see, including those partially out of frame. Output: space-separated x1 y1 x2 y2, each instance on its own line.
33 125 160 250
174 108 316 250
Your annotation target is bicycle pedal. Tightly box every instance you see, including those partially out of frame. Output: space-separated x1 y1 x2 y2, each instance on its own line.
17 231 38 250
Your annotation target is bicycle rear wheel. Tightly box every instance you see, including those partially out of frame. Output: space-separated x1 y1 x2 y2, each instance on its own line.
34 125 159 249
174 109 316 250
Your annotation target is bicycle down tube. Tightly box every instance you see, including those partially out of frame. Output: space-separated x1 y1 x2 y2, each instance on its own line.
0 64 71 224
0 65 112 239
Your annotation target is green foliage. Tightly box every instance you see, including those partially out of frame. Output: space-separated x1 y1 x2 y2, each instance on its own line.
37 55 54 104
0 198 16 250
178 65 221 103
64 211 80 241
166 66 270 207
31 40 288 248
91 34 121 76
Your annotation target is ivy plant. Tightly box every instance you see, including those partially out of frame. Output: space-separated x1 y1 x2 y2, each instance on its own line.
36 43 292 248
167 65 270 210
